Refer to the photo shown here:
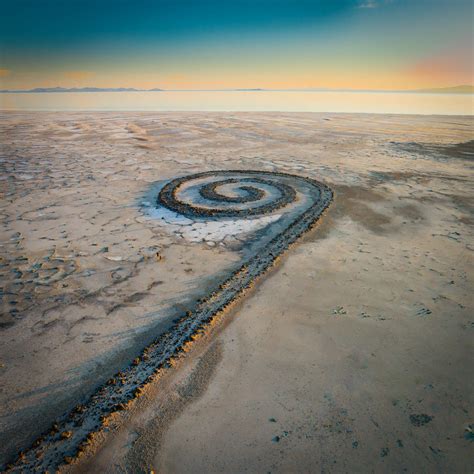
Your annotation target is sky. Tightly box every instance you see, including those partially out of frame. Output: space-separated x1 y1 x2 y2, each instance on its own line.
0 0 472 90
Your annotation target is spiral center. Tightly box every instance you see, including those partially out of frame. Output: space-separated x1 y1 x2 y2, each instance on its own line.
158 171 299 219
200 179 266 204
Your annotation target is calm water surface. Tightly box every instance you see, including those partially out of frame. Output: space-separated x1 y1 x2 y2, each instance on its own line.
1 91 472 115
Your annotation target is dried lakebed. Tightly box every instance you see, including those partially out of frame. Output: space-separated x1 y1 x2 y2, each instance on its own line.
6 170 332 471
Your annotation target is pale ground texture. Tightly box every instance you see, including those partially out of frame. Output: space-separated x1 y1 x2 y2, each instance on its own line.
1 112 473 472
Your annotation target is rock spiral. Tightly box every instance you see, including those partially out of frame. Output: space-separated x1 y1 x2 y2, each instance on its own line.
158 170 300 218
6 170 332 472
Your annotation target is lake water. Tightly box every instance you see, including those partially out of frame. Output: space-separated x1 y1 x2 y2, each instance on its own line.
1 90 472 115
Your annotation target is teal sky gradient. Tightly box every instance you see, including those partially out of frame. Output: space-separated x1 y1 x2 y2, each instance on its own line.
0 0 472 90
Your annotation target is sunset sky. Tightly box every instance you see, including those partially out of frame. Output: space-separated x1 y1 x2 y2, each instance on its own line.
0 0 472 91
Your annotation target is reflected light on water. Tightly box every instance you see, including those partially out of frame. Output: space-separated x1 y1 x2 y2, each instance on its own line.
1 91 473 115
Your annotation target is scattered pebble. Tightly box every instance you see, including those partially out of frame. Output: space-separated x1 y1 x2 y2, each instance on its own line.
409 414 433 426
464 424 474 441
380 447 390 457
415 307 432 317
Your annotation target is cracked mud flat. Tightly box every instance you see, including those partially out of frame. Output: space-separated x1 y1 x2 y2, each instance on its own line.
1 112 473 472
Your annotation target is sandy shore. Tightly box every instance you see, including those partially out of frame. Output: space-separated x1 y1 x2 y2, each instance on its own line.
1 112 473 471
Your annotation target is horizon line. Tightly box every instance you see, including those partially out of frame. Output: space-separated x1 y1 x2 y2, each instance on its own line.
1 85 473 94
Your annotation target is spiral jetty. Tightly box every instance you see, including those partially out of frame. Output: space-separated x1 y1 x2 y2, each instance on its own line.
5 170 332 472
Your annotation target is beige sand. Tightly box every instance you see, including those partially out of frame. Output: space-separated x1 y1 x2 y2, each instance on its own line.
1 112 473 471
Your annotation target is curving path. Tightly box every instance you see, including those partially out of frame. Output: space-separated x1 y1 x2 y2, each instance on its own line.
6 171 332 472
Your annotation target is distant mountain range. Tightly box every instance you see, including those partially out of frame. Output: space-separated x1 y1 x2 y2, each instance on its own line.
0 85 472 93
413 85 474 94
0 87 162 93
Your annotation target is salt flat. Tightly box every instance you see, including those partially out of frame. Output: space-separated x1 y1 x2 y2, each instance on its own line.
0 112 473 471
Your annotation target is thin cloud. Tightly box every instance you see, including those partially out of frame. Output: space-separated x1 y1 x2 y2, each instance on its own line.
358 0 393 8
63 71 95 81
0 69 11 77
404 40 473 87
358 1 378 8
